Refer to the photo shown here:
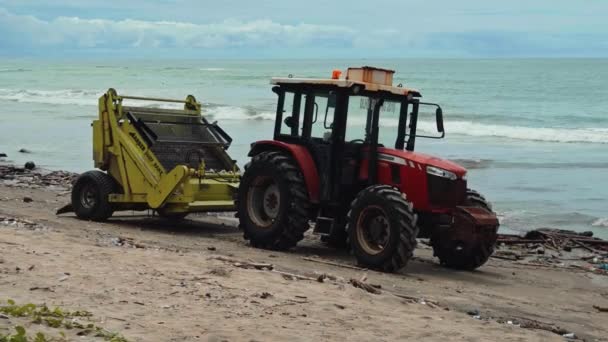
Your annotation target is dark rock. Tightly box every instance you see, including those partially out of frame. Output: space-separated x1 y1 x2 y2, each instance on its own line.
467 309 480 316
0 153 6 158
24 161 36 170
207 246 216 251
23 197 33 203
18 148 31 153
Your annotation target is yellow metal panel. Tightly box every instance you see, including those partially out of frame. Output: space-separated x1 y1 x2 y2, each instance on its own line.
92 120 104 169
147 165 190 209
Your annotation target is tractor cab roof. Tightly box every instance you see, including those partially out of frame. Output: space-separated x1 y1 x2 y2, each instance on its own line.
271 66 422 98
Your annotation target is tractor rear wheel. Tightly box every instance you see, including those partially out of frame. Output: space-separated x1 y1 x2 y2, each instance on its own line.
237 151 311 250
71 170 118 222
347 185 418 272
431 189 497 270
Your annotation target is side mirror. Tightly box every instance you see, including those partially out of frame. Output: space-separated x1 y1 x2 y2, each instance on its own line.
435 107 444 133
284 116 295 128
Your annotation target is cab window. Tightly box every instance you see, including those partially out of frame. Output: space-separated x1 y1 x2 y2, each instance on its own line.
345 96 401 146
310 93 336 140
280 92 303 136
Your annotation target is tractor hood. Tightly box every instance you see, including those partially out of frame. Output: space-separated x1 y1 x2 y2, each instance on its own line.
377 147 467 178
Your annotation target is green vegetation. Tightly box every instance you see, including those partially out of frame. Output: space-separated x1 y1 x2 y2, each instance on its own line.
0 300 127 342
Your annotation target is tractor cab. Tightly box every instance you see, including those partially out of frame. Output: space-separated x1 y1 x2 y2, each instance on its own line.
267 67 451 206
238 67 499 272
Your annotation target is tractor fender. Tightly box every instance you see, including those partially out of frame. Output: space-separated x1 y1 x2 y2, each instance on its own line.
248 140 320 203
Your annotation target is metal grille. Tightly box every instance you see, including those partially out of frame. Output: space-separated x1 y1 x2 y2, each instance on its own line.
150 142 228 171
145 122 223 144
427 175 467 207
144 122 234 172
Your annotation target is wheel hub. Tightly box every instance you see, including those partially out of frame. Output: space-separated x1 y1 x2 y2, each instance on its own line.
80 184 97 209
356 206 391 255
247 176 281 228
262 184 280 218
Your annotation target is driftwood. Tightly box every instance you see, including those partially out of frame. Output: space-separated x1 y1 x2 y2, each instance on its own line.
593 305 608 312
272 270 318 281
211 256 273 270
349 278 381 294
303 257 367 271
497 239 545 245
569 238 596 253
491 254 520 261
516 317 570 336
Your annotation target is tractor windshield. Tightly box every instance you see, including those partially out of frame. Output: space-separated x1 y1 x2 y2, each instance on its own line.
345 96 402 147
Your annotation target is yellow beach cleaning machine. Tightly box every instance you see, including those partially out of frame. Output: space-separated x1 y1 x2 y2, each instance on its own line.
62 88 239 220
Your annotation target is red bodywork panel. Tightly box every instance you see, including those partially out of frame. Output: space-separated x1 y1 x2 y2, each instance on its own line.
248 140 320 203
249 141 469 211
359 147 468 212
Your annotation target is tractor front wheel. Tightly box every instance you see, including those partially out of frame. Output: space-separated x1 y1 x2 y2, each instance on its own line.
347 185 418 272
237 151 311 250
71 170 117 221
431 189 497 270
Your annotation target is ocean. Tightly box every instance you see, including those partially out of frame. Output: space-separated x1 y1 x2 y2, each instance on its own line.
1 59 607 238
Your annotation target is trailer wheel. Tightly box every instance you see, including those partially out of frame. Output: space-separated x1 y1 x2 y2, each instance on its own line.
431 189 497 270
347 185 418 272
71 170 118 222
237 151 311 250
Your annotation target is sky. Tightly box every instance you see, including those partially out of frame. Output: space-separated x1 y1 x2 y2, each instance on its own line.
0 0 607 58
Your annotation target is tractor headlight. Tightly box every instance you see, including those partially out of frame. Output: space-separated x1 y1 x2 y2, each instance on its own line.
426 166 457 180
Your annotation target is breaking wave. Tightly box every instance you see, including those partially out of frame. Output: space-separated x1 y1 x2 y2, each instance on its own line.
0 68 32 73
0 88 100 106
199 67 226 71
450 159 608 170
204 105 274 121
592 218 608 228
449 158 493 169
415 120 608 144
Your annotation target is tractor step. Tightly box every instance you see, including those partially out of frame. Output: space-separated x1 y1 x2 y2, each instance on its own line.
313 216 334 235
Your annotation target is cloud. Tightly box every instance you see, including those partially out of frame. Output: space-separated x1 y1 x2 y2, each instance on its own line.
0 8 355 50
0 7 606 58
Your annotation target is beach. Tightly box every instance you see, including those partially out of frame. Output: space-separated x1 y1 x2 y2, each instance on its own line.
1 166 608 341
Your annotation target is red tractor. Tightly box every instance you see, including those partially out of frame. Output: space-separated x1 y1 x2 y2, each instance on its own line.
237 67 499 272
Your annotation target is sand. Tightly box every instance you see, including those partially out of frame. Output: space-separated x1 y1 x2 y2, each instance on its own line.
1 183 607 341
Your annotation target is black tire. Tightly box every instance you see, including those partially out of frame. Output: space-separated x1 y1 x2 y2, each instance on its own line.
347 185 418 272
237 151 311 250
431 189 497 270
466 189 492 211
71 170 117 221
